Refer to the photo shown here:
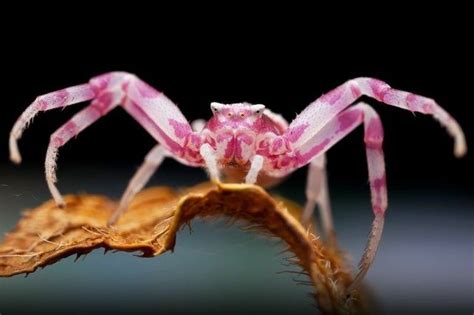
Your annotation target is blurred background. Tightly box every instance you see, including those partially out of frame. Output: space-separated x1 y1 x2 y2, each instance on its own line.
0 7 472 314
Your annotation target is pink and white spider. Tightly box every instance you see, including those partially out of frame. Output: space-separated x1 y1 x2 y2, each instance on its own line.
9 72 466 291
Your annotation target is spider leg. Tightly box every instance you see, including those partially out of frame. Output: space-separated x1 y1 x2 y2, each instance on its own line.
287 102 386 291
245 155 264 184
108 118 210 225
301 154 335 244
199 143 220 182
108 144 167 225
286 77 466 158
191 119 207 132
45 91 121 206
10 83 97 163
12 72 205 210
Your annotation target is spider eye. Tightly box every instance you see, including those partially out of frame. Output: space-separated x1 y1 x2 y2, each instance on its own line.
211 102 224 114
240 112 245 118
250 104 265 115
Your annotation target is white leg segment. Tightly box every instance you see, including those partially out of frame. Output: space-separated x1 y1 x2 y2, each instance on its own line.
108 145 167 225
10 84 96 164
199 143 220 182
301 155 334 242
245 155 264 184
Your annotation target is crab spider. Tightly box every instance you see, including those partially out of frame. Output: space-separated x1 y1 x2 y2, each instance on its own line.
9 72 466 291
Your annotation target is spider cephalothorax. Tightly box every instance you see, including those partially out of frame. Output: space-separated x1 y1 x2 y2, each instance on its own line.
202 102 290 186
205 102 277 165
9 72 466 292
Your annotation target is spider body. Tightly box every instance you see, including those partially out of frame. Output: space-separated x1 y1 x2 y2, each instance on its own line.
201 102 290 186
9 72 466 292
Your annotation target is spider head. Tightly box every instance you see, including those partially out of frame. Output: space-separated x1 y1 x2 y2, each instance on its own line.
210 102 265 125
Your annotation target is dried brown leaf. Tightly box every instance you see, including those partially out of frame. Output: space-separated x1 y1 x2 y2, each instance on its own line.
0 182 368 314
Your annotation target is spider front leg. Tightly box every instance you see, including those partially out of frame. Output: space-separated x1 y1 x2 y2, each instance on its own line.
289 102 386 291
11 72 203 213
287 77 466 158
10 83 97 163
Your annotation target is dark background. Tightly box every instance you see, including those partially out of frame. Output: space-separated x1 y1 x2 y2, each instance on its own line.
1 12 472 189
0 7 472 315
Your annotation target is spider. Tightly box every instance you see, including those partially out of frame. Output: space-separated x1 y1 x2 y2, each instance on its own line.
9 72 466 291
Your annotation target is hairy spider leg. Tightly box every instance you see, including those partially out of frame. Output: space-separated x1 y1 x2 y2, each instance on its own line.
290 102 386 291
45 91 122 206
11 72 204 212
10 84 96 163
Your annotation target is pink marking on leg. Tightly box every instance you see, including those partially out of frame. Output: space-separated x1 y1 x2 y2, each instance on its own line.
37 98 49 110
287 77 466 159
63 121 78 137
296 138 331 165
365 117 384 149
168 119 193 139
350 84 362 98
51 121 78 147
50 135 64 147
337 109 362 133
125 100 184 156
371 174 387 206
285 123 309 143
90 72 134 92
90 92 114 115
49 94 117 149
368 149 387 215
405 93 418 111
320 84 345 105
423 102 434 114
135 80 161 98
372 175 386 192
120 81 131 94
55 89 70 105
90 73 114 92
367 78 391 101
405 94 437 114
